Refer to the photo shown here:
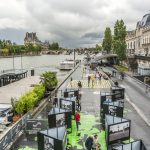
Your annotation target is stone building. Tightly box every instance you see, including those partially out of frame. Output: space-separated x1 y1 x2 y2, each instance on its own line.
126 13 150 75
24 32 42 45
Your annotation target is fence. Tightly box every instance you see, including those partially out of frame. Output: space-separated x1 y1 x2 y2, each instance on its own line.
0 113 30 150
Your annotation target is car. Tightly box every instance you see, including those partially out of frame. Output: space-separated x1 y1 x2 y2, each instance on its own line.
0 104 12 124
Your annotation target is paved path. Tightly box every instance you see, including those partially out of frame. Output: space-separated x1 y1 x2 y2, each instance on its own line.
0 76 40 104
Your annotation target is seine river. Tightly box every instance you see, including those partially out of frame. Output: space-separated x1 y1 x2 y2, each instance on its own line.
0 54 84 81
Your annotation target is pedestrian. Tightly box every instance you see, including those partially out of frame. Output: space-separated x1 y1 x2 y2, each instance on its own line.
82 67 85 78
88 75 91 87
114 81 119 87
98 72 102 84
70 77 73 87
91 74 95 88
93 134 100 150
145 84 149 93
121 72 124 80
77 80 82 90
75 110 81 131
53 96 58 107
85 136 94 150
76 99 81 111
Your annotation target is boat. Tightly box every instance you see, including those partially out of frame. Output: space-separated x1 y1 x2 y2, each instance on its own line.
59 59 75 70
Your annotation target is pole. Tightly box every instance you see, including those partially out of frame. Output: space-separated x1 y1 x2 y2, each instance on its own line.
74 49 75 67
21 51 23 72
13 52 15 71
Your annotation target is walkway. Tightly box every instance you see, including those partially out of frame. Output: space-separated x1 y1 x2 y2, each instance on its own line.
12 65 150 149
0 76 40 104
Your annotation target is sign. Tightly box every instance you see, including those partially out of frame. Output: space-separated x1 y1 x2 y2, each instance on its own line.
26 119 48 132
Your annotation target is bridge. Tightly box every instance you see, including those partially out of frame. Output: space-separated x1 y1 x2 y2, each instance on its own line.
93 54 119 65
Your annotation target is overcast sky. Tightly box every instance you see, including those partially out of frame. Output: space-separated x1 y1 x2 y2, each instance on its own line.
0 0 150 48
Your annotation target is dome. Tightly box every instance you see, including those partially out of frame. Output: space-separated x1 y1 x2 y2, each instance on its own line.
141 13 150 26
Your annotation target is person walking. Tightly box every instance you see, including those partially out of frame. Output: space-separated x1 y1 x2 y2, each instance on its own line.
91 74 95 88
88 75 91 87
85 136 94 150
75 110 80 131
98 72 102 84
82 67 86 78
70 77 73 87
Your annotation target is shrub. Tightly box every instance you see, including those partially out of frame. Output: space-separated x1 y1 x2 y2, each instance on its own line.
15 84 46 115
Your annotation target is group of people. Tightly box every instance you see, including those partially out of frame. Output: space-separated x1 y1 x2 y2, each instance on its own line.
85 134 101 150
75 110 101 150
87 71 103 87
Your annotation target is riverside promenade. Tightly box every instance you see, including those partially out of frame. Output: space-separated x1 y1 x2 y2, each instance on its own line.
12 64 150 150
58 65 150 149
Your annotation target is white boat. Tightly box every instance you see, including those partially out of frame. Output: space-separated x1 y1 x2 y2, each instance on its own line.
59 59 75 70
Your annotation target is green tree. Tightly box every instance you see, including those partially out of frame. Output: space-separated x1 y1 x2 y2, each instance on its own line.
102 27 112 54
49 42 59 50
95 44 102 53
113 19 127 61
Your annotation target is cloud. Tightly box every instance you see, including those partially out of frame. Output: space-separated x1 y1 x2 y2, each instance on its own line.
0 0 150 48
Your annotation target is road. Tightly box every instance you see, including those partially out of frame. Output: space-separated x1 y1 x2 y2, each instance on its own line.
103 66 150 148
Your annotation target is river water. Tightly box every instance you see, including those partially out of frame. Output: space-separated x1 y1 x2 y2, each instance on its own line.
0 54 84 81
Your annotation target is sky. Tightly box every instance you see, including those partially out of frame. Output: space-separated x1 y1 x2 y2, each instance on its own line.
0 0 150 48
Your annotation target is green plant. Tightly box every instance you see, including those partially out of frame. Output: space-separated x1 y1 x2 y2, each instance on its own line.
40 71 58 91
33 84 45 101
15 84 46 115
114 65 128 72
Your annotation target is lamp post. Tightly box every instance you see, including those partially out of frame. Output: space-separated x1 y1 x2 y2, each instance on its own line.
13 49 15 71
74 49 76 67
21 51 23 72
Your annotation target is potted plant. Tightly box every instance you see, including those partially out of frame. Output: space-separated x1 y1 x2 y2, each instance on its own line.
11 97 21 123
40 71 58 92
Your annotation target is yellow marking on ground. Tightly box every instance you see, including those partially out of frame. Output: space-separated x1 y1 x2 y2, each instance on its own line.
67 79 111 89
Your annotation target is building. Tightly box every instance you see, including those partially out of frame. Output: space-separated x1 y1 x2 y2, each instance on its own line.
126 12 150 75
24 32 42 45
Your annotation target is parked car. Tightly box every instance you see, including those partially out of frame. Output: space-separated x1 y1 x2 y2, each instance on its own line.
0 104 12 124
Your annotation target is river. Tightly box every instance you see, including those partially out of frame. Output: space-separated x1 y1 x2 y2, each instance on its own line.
0 54 84 81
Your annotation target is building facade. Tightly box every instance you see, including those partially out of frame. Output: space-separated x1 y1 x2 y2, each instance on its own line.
24 32 42 45
126 13 150 75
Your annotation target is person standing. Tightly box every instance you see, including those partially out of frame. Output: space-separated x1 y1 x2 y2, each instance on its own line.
85 136 94 150
88 75 91 87
77 80 82 90
93 134 100 150
75 110 80 131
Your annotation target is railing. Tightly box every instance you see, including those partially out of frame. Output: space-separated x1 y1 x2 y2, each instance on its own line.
0 113 30 150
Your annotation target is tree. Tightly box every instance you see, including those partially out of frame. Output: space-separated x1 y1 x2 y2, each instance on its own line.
95 44 102 53
113 19 127 61
102 27 112 54
49 42 59 50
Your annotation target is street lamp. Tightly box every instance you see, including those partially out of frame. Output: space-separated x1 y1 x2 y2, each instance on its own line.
74 49 76 67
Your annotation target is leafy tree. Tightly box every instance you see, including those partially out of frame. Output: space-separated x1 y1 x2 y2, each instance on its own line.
49 42 59 50
102 27 112 54
96 44 102 51
113 19 127 61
